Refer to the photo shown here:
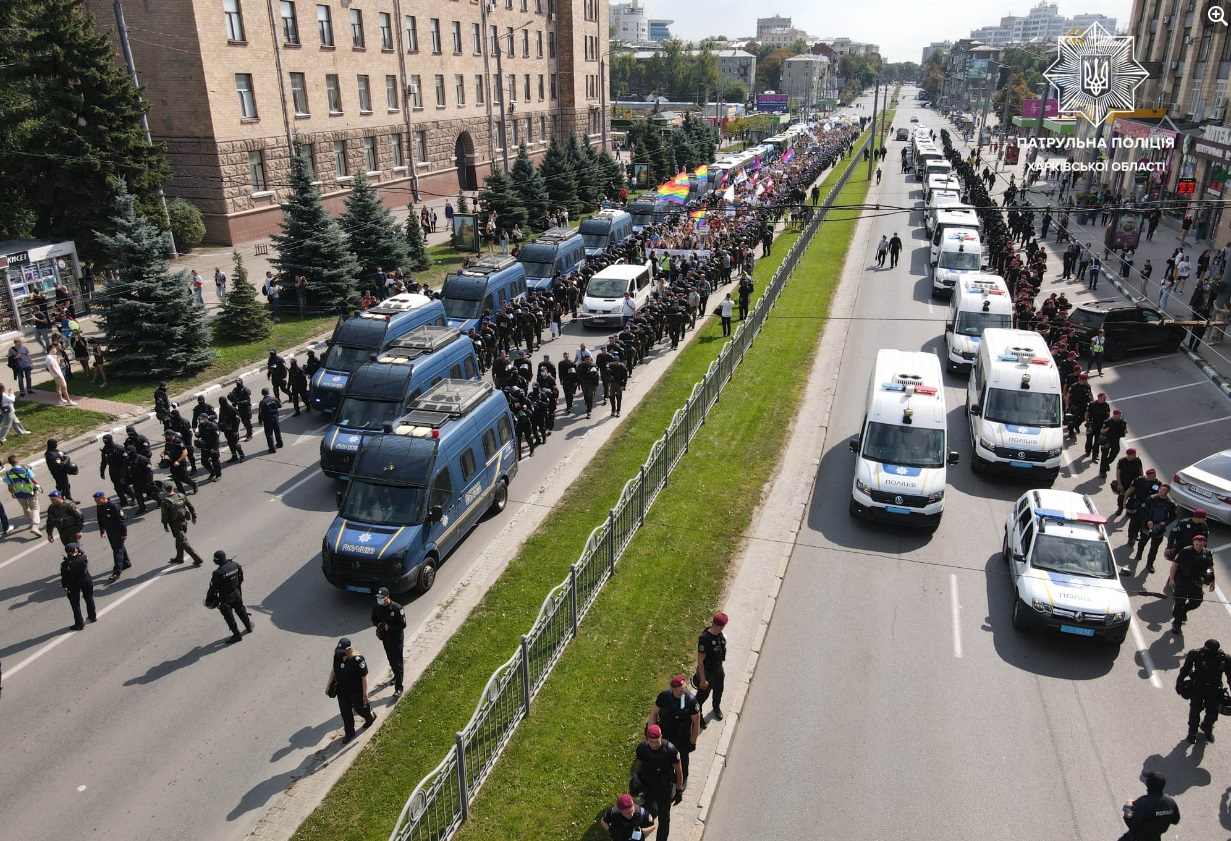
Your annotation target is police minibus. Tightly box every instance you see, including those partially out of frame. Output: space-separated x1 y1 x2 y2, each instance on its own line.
628 192 676 232
944 275 1013 371
931 228 983 297
519 227 587 291
440 254 527 334
929 207 981 266
578 210 634 258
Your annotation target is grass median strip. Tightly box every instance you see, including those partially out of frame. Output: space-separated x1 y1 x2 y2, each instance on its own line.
291 139 870 841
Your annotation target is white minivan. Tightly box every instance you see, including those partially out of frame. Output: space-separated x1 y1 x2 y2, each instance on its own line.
580 263 653 327
944 274 1014 371
931 228 983 297
929 207 981 266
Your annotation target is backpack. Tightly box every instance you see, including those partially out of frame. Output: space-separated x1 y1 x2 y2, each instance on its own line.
163 493 189 523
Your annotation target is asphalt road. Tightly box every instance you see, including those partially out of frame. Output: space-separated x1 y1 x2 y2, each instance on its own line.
705 91 1231 840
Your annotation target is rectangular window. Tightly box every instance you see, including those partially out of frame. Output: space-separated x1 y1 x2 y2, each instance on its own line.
357 74 372 111
290 72 309 114
298 143 316 180
505 27 513 56
248 149 267 190
223 0 245 42
410 74 422 108
386 75 399 110
520 0 527 10
538 74 544 100
405 15 418 51
508 74 516 101
548 31 555 58
475 74 485 104
378 12 393 50
536 31 543 58
390 134 404 168
333 140 348 176
326 73 342 112
511 116 519 146
414 130 428 164
460 449 477 482
496 119 506 149
527 115 534 143
349 8 364 47
363 136 377 172
236 73 257 118
482 428 498 460
451 20 462 54
496 415 512 445
550 72 556 100
538 114 546 141
493 73 502 103
435 74 446 107
316 4 333 46
455 73 466 105
489 24 498 53
472 23 482 54
521 29 529 57
523 73 530 101
429 18 441 53
535 0 542 12
280 1 300 44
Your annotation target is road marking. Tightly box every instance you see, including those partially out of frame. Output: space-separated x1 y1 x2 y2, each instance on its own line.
0 539 49 572
293 422 331 446
1107 354 1172 369
1108 381 1204 403
1124 416 1231 445
1216 583 1231 621
1210 542 1231 555
949 573 962 658
272 470 323 501
1128 615 1162 689
7 565 179 678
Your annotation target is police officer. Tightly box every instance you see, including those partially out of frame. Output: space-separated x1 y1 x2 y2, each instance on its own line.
695 612 728 724
737 272 754 320
218 395 246 462
1121 771 1180 837
327 638 376 742
287 357 310 416
94 491 131 583
558 352 578 413
161 483 204 565
99 433 132 506
45 489 83 547
163 431 198 495
1083 392 1111 459
1065 372 1092 438
512 393 536 459
1177 638 1231 744
1126 468 1161 546
60 542 96 630
266 348 288 401
1113 447 1144 516
190 394 214 432
1098 407 1127 477
257 387 284 453
153 380 172 424
1089 328 1106 376
207 549 253 643
599 793 656 841
372 586 407 697
196 410 223 481
649 676 700 784
229 378 254 439
1166 509 1211 563
578 351 600 419
164 409 198 472
1135 484 1177 573
44 439 77 503
1169 534 1216 635
123 424 152 459
607 353 628 417
633 725 684 841
126 445 159 514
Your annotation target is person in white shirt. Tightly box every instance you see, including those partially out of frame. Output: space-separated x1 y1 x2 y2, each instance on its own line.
45 341 76 405
718 294 734 337
1176 255 1191 294
0 384 30 444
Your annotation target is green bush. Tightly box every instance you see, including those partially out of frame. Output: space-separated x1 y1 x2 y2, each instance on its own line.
166 198 206 252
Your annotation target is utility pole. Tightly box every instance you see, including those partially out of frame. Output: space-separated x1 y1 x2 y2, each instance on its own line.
866 76 879 181
113 1 176 258
978 61 997 150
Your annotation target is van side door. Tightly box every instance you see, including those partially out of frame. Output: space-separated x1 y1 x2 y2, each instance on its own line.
428 464 458 555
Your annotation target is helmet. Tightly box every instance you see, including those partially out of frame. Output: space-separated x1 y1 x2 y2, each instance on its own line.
213 550 229 564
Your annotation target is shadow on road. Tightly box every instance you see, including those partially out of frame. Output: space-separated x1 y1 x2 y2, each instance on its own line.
124 640 229 685
1142 740 1213 797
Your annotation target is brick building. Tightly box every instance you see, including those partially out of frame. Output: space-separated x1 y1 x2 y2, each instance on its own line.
90 0 609 244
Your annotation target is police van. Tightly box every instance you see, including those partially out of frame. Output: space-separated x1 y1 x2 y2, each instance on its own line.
923 191 963 235
440 254 527 334
628 192 675 232
319 326 480 478
848 349 958 528
578 210 634 258
580 263 653 327
310 293 447 414
323 380 518 594
967 329 1064 479
930 228 983 297
944 275 1014 371
519 227 587 291
928 207 980 266
923 174 961 207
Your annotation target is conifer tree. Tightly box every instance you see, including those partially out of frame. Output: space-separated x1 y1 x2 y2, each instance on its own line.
566 132 600 209
214 251 272 343
597 148 626 196
93 186 215 378
270 151 361 315
457 193 470 213
510 143 551 230
478 171 529 235
342 171 410 278
404 210 432 273
538 137 579 214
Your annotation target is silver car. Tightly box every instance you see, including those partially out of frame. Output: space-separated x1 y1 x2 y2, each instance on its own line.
1172 449 1231 524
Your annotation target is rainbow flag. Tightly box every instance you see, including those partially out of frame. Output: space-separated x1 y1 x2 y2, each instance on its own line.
658 172 688 204
782 148 795 164
689 209 706 221
693 165 708 185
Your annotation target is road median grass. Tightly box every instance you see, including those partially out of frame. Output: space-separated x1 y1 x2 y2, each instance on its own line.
291 136 872 841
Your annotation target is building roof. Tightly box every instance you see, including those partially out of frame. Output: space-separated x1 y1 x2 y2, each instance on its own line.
784 53 829 64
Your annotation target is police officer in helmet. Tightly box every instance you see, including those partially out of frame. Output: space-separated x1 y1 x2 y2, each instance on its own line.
1176 638 1231 744
207 549 253 643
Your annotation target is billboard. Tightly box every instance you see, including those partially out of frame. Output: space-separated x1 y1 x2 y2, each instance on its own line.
1021 98 1060 119
965 59 989 79
756 94 789 113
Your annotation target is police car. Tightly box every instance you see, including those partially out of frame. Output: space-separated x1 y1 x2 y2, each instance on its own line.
1002 489 1130 645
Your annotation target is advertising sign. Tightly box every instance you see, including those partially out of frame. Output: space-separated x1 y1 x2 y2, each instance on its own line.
966 59 989 79
756 94 788 113
1110 210 1144 250
1021 98 1060 119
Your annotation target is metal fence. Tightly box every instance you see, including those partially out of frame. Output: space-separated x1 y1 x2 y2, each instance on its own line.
387 131 871 841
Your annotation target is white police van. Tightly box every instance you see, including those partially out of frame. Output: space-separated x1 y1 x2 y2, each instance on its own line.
930 227 983 297
848 349 958 528
944 275 1013 372
967 329 1064 479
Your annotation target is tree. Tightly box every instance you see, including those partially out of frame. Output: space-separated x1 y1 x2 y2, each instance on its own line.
404 210 432 273
166 199 206 252
757 49 793 91
568 133 603 209
341 171 410 280
993 73 1037 119
596 148 625 196
270 151 361 315
722 80 748 103
93 185 215 378
478 171 529 235
214 250 272 343
509 142 551 230
0 0 169 258
538 137 579 213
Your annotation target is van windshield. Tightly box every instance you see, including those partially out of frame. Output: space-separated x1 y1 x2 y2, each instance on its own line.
322 344 374 373
581 232 609 250
442 296 484 320
520 261 554 279
984 387 1062 427
861 422 946 469
587 277 629 298
631 212 655 228
938 250 981 271
955 310 1013 336
335 397 401 430
342 480 425 526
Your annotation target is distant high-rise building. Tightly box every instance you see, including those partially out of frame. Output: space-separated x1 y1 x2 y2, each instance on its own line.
648 18 672 41
756 15 792 42
922 41 953 67
969 3 1116 46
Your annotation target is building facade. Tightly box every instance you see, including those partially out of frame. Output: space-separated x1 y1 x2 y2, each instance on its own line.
781 54 828 108
970 3 1116 46
610 0 648 43
762 27 809 49
756 15 792 42
648 18 672 41
922 40 953 67
93 0 609 245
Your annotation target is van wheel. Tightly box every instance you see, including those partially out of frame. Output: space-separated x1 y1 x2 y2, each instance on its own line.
1011 593 1028 630
416 556 437 594
490 478 508 514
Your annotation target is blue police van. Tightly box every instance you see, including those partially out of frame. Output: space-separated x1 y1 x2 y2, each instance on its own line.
319 326 480 478
310 293 447 414
577 210 634 258
440 255 527 334
628 192 676 232
519 227 587 291
322 380 518 594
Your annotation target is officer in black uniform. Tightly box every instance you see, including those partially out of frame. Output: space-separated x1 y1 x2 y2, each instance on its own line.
304 348 321 379
558 352 578 413
607 353 628 417
161 484 204 565
60 542 96 630
633 725 683 841
164 408 198 472
1135 484 1177 573
1121 771 1180 837
1113 447 1144 515
229 378 254 439
287 357 310 416
124 424 152 459
372 586 407 696
1083 392 1111 458
649 676 700 784
266 349 288 402
1177 638 1231 743
98 433 132 506
153 380 172 424
737 273 754 320
218 395 246 462
1169 534 1215 635
1125 468 1161 546
600 793 655 841
196 411 223 481
327 638 376 742
257 387 284 453
1166 509 1211 562
163 431 198 495
577 352 599 419
125 445 159 514
1098 408 1128 477
190 394 214 432
695 612 728 724
44 439 77 502
207 549 253 643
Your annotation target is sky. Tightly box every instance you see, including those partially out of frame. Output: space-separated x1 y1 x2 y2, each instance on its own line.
661 0 1135 63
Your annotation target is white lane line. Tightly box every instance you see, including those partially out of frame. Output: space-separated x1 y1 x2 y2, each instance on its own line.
7 565 179 678
1124 416 1231 445
1107 381 1204 403
1210 542 1231 555
1215 583 1231 621
292 422 331 446
1128 615 1162 689
1107 354 1172 369
949 573 963 658
0 539 50 572
272 470 323 501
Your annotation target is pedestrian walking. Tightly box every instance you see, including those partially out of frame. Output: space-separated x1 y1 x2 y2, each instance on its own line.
1098 408 1127 477
1120 771 1180 837
60 542 97 630
218 395 246 462
1169 534 1215 635
45 490 83 548
266 349 288 402
89 340 108 386
649 676 700 784
694 612 728 724
875 235 888 267
633 725 684 841
1176 253 1192 293
257 388 284 453
93 491 131 582
327 638 376 742
99 433 133 506
214 266 227 301
372 586 407 697
599 793 656 841
45 340 76 405
577 351 599 419
1135 484 1177 573
875 166 882 185
196 413 223 481
7 337 34 396
126 445 160 514
888 232 902 268
0 384 30 444
607 353 628 417
206 549 254 643
1177 637 1231 746
160 484 204 565
191 269 205 305
4 454 42 536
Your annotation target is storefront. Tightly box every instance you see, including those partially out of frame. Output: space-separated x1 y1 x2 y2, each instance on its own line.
1107 116 1178 203
0 239 84 339
1193 126 1231 245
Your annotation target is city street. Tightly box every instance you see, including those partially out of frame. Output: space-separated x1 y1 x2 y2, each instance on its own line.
705 91 1231 840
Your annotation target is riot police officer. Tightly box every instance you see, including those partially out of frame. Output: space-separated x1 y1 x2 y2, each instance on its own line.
577 352 599 419
266 348 288 401
287 357 310 416
1177 638 1231 743
153 380 172 424
695 613 728 724
218 395 245 462
190 394 214 433
1135 484 1177 573
60 542 96 630
99 433 132 506
164 408 198 472
196 411 223 481
161 483 203 565
1170 535 1215 635
607 353 628 417
207 549 253 643
123 424 152 459
558 352 578 413
163 430 198 495
125 445 158 514
257 387 284 452
1125 468 1161 546
649 676 700 784
372 586 407 697
229 378 254 439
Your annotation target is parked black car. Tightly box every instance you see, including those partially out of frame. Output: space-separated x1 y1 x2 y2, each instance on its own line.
1068 303 1187 361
